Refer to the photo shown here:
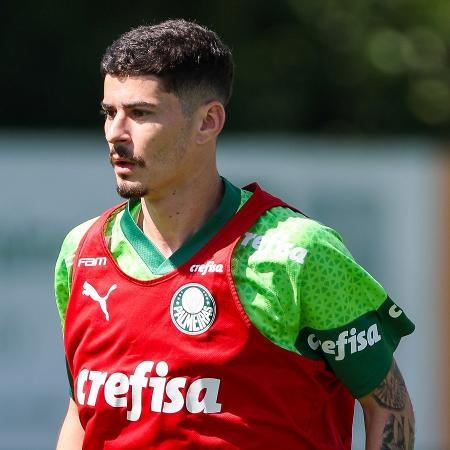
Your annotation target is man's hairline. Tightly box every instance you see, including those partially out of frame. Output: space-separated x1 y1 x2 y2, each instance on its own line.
103 72 225 117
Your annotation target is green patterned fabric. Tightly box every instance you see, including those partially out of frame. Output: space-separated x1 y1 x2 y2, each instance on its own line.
55 179 414 397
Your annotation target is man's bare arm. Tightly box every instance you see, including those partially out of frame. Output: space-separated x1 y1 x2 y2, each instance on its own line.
56 398 84 450
358 359 415 450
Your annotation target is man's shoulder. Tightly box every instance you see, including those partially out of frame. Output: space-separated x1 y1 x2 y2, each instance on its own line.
67 216 100 242
57 216 100 267
237 204 350 268
54 215 103 328
58 203 126 260
252 204 345 249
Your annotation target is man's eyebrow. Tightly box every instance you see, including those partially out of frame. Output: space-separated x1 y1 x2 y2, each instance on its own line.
123 101 158 108
100 101 158 109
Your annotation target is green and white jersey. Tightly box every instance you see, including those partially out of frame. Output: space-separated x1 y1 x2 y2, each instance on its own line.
55 179 414 398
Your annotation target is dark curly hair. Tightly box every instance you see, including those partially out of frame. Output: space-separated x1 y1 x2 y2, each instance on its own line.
101 19 234 114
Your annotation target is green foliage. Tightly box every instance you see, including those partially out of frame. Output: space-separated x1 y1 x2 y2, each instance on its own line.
1 0 449 134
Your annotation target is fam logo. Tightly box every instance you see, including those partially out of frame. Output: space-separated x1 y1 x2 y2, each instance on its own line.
170 283 216 335
78 257 107 267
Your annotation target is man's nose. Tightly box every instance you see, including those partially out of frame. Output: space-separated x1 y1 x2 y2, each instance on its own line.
105 112 130 144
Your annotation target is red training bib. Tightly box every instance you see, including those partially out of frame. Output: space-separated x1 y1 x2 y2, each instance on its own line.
64 184 354 450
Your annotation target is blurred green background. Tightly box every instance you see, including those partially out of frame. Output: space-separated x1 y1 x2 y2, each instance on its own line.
2 0 450 135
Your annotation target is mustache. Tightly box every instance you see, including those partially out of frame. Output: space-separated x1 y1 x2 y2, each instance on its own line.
109 144 146 168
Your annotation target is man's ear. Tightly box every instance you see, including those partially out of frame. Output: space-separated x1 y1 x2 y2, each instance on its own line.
195 101 226 145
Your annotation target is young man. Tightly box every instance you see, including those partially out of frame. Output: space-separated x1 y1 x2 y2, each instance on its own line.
55 19 415 449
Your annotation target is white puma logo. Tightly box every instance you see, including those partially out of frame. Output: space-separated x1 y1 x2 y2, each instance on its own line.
82 281 117 321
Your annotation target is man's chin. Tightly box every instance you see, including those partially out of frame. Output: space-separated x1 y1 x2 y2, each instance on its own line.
116 182 148 200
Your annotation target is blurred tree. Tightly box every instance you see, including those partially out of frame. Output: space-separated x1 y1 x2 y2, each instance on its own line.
1 0 449 135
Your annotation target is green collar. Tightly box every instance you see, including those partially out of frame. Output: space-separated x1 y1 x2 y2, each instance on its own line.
120 178 242 275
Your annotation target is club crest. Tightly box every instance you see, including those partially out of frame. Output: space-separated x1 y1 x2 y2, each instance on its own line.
170 283 216 335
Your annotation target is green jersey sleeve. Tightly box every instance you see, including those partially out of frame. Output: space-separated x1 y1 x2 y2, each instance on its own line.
55 218 98 398
294 224 415 397
54 217 98 330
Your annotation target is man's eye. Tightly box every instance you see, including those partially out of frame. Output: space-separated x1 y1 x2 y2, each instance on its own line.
100 109 115 119
132 109 151 118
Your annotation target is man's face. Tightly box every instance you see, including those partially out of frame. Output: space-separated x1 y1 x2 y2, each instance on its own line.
102 74 195 199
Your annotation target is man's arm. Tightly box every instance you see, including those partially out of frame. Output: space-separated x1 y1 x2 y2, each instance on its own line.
358 359 415 450
56 398 84 450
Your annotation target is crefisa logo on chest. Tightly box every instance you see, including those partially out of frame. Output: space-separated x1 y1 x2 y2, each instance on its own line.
170 283 216 335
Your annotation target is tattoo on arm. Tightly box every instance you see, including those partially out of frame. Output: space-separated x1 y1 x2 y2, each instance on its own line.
381 414 415 450
370 360 415 449
372 360 407 410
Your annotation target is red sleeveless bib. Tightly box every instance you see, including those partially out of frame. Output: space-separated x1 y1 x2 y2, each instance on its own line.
64 184 354 450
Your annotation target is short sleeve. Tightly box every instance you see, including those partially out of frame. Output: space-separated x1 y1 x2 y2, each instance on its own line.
54 217 98 329
294 225 415 398
54 218 98 398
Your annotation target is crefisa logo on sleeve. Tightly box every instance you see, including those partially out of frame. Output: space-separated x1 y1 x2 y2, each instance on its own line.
307 324 382 361
170 283 216 335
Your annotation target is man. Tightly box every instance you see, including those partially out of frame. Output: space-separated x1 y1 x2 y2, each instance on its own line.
55 19 415 449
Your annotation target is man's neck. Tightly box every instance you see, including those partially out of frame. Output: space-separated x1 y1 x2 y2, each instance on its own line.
137 173 223 257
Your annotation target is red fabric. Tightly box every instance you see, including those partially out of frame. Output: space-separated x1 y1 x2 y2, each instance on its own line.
64 184 354 450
